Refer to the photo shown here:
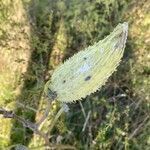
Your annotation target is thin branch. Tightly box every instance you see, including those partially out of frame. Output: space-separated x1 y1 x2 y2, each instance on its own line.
79 101 86 119
82 111 91 132
0 108 49 145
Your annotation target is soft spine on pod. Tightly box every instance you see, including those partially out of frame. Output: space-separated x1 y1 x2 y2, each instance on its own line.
45 22 128 103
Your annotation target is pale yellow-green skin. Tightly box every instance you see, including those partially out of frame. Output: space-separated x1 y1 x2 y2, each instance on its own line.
45 22 128 102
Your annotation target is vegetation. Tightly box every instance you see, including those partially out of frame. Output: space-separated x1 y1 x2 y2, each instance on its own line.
0 0 149 149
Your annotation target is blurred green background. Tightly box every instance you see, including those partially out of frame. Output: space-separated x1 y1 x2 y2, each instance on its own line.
0 0 149 149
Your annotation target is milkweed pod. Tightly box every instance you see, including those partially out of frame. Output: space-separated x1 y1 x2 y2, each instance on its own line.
45 22 128 103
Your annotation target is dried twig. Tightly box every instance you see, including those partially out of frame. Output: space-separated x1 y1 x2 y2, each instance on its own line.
0 107 49 145
82 111 91 132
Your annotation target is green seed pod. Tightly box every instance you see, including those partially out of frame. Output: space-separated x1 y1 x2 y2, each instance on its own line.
45 22 128 102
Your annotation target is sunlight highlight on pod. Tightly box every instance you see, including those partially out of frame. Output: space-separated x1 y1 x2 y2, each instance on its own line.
45 22 128 103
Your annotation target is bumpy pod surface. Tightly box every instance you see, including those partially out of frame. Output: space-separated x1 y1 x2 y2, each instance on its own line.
45 22 128 102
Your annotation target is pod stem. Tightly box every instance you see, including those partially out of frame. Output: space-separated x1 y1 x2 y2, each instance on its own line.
48 104 69 134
